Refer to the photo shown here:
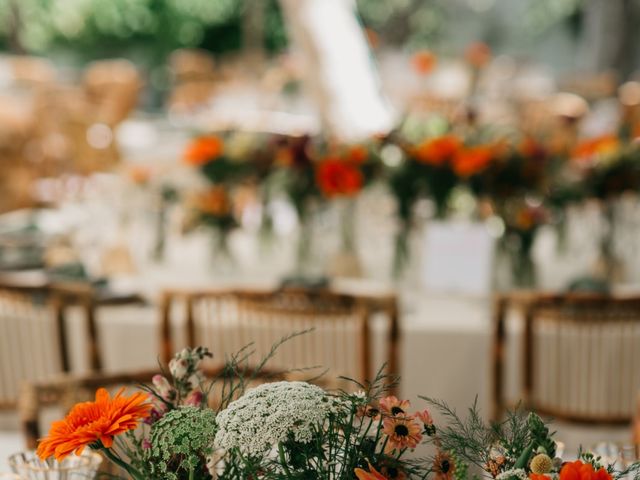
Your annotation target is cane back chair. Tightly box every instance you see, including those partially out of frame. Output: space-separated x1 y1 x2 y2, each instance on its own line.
160 287 399 390
493 292 640 424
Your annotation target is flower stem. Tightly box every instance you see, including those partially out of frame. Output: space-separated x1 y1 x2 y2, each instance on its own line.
278 443 294 479
100 447 145 480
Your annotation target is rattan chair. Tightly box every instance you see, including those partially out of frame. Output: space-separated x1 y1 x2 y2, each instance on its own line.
493 292 640 424
160 287 399 389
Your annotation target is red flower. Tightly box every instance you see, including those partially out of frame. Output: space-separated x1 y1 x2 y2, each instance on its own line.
316 158 363 197
414 135 462 166
559 460 612 480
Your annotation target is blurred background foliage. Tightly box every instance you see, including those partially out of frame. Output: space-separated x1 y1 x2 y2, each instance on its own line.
0 0 638 77
0 0 588 62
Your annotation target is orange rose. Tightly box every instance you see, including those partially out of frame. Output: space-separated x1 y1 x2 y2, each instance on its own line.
465 42 491 68
414 135 462 166
184 135 224 166
452 145 493 177
412 50 437 76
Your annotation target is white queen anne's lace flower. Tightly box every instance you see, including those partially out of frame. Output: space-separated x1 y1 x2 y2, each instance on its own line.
214 381 339 455
496 468 529 480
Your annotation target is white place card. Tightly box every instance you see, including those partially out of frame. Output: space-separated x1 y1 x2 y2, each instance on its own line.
421 220 495 295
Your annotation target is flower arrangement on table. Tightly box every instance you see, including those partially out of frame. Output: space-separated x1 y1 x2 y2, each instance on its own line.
177 99 640 283
35 341 640 480
386 130 500 274
36 344 433 479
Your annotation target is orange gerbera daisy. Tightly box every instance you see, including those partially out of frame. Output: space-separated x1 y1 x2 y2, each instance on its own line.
355 462 388 480
452 145 494 177
379 396 411 417
414 135 462 166
382 416 422 452
37 388 151 461
184 135 224 166
559 460 612 480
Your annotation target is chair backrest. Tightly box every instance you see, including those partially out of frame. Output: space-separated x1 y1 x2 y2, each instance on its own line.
0 280 108 409
493 292 640 424
0 287 66 409
161 287 399 389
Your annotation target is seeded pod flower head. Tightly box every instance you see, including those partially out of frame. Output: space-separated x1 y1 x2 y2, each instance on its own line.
147 406 217 480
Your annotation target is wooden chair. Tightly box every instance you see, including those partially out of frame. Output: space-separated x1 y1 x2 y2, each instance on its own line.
160 287 399 389
0 274 143 409
493 292 640 424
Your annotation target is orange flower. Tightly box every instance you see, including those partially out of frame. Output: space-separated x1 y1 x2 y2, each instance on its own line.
379 396 411 417
530 474 553 480
184 135 224 166
355 463 388 480
127 165 152 185
414 135 462 166
382 416 422 452
559 460 612 480
452 145 493 177
196 187 231 216
37 388 151 461
347 145 368 164
432 451 456 480
572 135 619 162
412 50 437 76
316 158 363 197
465 42 491 68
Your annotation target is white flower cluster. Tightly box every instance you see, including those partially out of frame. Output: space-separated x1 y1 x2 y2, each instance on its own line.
496 468 529 480
214 381 340 455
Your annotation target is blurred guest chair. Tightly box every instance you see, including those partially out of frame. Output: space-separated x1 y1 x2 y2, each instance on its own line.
0 285 70 409
493 293 640 424
0 275 123 409
160 287 399 389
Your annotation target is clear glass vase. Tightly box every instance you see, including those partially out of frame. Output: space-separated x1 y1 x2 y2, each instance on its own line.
9 451 102 480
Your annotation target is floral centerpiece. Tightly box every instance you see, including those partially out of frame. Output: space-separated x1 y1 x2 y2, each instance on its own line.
35 340 640 480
